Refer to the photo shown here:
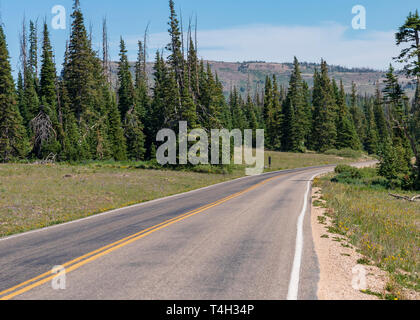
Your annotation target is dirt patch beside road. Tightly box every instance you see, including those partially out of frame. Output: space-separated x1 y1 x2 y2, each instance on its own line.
311 187 389 300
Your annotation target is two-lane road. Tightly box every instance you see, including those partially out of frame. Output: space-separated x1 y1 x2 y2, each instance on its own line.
0 163 372 300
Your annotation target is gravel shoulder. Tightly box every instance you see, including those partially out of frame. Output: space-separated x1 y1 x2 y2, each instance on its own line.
311 186 389 300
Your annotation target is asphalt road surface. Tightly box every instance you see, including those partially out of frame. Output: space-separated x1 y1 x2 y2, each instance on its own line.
0 163 373 300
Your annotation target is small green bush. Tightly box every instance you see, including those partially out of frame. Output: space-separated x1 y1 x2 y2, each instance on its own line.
335 164 354 174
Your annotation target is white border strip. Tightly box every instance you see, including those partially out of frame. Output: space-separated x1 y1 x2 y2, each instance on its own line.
287 171 326 300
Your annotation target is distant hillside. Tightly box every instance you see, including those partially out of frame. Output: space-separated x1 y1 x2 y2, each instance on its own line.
110 60 417 98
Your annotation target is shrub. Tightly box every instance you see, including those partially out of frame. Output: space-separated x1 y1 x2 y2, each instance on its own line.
335 164 354 174
332 165 363 184
369 176 389 188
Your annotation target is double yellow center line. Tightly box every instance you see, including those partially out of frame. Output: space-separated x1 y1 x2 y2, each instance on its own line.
0 174 280 300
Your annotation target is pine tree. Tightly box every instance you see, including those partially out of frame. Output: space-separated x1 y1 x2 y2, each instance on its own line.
63 0 94 122
363 100 379 154
64 0 114 159
117 37 135 120
263 76 281 150
17 72 25 118
349 82 366 144
382 64 413 175
378 136 399 180
179 66 198 128
0 24 28 161
244 93 258 132
282 57 307 151
124 107 145 160
32 22 61 158
394 10 420 186
336 80 361 150
373 84 389 143
166 0 184 90
28 20 38 81
108 95 127 160
145 51 167 158
215 73 232 129
187 36 199 99
134 40 149 121
229 87 246 131
22 21 40 129
39 22 57 116
58 79 82 161
311 60 337 152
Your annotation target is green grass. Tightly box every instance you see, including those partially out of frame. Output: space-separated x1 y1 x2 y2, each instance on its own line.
314 169 420 296
0 150 362 238
264 150 363 171
0 163 244 238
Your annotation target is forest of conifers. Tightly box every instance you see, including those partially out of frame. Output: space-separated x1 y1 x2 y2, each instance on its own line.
0 1 419 188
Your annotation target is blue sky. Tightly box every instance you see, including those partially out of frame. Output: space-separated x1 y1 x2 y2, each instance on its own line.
0 0 419 75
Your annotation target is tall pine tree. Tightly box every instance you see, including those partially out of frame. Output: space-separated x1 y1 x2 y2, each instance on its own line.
0 24 28 161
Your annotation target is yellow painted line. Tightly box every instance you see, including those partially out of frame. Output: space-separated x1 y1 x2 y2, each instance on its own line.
0 174 280 300
0 190 244 298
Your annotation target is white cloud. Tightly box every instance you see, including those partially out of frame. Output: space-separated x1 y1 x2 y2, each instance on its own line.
120 23 402 70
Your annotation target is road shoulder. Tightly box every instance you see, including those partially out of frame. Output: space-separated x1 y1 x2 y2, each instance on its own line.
311 186 388 300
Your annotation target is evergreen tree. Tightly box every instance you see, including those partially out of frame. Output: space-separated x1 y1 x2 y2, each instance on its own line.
108 95 127 160
311 60 337 152
349 82 366 144
124 107 145 160
39 23 57 115
0 25 28 161
58 79 82 161
336 80 361 150
363 100 379 154
282 57 307 151
63 0 113 159
263 76 281 150
28 20 38 80
229 87 246 131
32 22 61 158
134 40 149 121
373 84 389 143
145 51 167 158
187 36 199 99
378 136 399 180
63 0 94 122
166 0 184 90
21 21 40 130
395 12 420 186
244 93 258 133
382 64 412 175
117 37 135 119
179 66 198 128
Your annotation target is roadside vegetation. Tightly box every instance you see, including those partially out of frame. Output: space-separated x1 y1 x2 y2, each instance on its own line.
314 164 420 299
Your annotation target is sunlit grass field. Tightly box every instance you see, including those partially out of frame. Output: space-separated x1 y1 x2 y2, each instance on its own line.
0 151 358 238
315 174 420 296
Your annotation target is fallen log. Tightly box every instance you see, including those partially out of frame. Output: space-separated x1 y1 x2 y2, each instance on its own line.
389 193 420 202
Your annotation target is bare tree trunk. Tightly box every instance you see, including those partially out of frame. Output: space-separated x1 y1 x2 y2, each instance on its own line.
102 17 111 84
143 22 150 81
20 17 28 83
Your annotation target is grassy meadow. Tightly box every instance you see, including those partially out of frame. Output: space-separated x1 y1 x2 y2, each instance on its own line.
314 166 420 298
0 151 360 238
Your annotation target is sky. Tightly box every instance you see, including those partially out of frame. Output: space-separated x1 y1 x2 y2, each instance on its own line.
0 0 419 76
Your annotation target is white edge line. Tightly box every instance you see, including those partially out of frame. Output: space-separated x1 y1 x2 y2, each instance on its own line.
0 165 331 243
286 170 329 300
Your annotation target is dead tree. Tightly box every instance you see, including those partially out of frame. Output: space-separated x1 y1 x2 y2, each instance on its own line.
30 106 56 158
102 17 111 84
